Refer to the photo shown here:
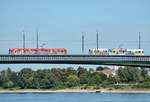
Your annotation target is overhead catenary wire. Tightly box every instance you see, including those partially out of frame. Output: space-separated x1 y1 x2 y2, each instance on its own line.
1 39 150 43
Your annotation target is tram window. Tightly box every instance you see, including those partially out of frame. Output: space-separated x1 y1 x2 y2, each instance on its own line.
120 51 123 53
18 51 21 53
50 51 52 54
24 51 29 53
128 51 131 53
58 50 62 53
33 51 39 54
52 51 56 54
49 51 54 54
9 50 12 54
41 51 48 54
20 51 23 54
60 50 64 53
42 51 45 54
97 50 101 53
136 51 141 53
89 50 92 53
49 51 52 54
45 51 49 54
41 51 45 54
109 49 112 52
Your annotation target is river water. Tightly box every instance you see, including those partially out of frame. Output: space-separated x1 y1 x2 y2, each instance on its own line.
0 93 150 102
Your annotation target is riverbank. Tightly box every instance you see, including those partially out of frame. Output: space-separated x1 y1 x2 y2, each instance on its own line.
1 89 150 94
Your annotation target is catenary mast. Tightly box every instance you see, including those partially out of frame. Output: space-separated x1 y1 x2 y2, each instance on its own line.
139 32 141 49
37 31 39 49
23 31 25 49
82 32 84 53
97 31 99 49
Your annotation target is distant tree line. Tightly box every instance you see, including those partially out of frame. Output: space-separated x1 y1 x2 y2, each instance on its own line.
0 66 150 89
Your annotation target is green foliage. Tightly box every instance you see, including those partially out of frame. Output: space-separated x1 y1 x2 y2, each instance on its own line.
65 75 80 87
93 85 101 89
134 82 150 88
117 67 140 83
103 67 111 70
107 75 116 84
89 68 94 72
51 68 65 81
88 72 107 85
17 68 34 89
0 68 18 88
145 76 150 82
3 80 14 88
82 84 89 89
36 69 56 89
114 85 122 89
101 80 110 88
77 66 89 84
0 66 150 90
140 69 148 82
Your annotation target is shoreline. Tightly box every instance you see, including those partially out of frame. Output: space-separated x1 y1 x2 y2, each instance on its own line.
1 89 150 94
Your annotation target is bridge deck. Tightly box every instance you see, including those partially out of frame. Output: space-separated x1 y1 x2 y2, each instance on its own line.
0 55 150 67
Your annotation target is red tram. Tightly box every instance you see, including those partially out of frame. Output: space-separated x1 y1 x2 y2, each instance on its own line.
9 48 67 55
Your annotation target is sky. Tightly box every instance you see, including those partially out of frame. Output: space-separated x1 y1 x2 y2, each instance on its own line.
0 0 150 71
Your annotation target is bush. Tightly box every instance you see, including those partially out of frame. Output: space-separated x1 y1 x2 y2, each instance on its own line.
114 85 121 89
83 84 89 89
93 85 101 89
134 82 150 88
101 81 110 88
3 81 14 88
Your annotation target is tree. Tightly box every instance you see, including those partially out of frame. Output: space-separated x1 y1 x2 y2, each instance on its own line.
140 68 148 81
107 75 116 84
117 67 140 83
77 66 89 84
0 69 18 88
88 72 107 85
65 75 80 88
51 68 65 81
36 69 56 89
66 67 77 76
103 67 111 70
9 72 18 87
17 68 34 89
89 68 94 72
3 80 14 88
